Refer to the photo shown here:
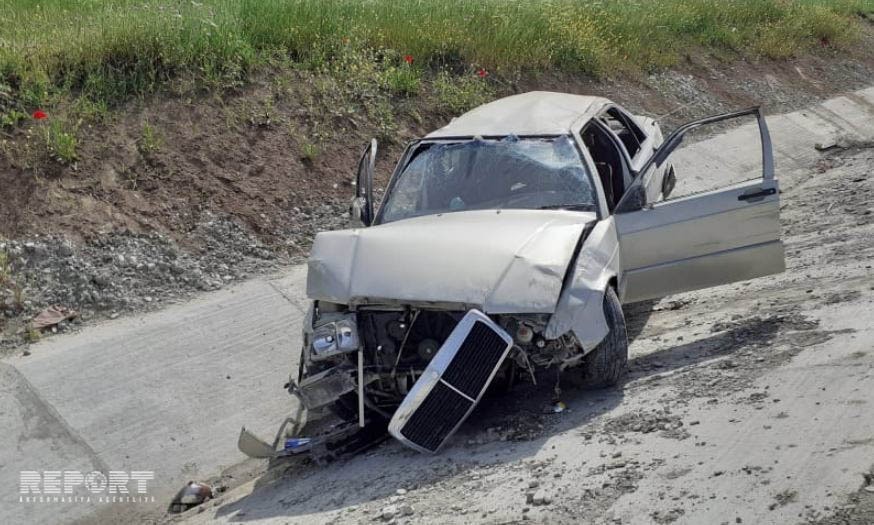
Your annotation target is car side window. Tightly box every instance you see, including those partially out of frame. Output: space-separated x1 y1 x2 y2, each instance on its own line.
599 107 646 160
582 123 632 213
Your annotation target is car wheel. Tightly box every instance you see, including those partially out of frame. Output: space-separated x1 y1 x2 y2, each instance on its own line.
579 286 628 388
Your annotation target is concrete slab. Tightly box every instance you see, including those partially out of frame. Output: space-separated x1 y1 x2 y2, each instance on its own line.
671 85 874 197
1 266 308 524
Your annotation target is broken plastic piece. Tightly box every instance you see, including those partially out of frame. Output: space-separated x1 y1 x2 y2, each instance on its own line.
284 437 312 453
237 426 277 458
168 481 213 513
548 401 567 414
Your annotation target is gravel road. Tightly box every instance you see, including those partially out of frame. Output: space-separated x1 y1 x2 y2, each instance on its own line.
175 90 874 525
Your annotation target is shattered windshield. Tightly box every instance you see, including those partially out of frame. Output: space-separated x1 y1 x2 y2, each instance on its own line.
377 135 596 224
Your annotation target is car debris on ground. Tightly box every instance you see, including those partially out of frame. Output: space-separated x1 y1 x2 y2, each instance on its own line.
168 481 214 513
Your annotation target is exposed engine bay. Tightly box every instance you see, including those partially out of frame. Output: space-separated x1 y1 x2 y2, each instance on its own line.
235 301 591 458
300 304 583 412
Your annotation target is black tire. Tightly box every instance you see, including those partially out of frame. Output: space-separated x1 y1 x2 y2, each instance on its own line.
579 286 628 388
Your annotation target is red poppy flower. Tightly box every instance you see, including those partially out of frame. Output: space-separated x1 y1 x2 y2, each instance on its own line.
404 55 414 65
477 68 488 78
32 109 47 120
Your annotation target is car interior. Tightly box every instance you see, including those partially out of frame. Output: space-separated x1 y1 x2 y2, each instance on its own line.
600 107 645 159
582 123 632 212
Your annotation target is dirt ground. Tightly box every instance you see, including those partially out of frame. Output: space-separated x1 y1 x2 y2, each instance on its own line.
174 133 874 523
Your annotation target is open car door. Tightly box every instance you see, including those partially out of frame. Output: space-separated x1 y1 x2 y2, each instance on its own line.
351 139 377 226
615 107 784 304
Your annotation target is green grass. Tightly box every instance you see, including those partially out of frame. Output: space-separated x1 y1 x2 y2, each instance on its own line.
44 119 79 164
299 140 320 162
434 71 493 113
0 0 872 111
0 249 25 313
138 122 162 156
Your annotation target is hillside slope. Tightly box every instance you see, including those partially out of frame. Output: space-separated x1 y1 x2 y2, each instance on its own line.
1 5 874 349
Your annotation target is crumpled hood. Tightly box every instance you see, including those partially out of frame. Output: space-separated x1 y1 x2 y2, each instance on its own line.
306 209 596 313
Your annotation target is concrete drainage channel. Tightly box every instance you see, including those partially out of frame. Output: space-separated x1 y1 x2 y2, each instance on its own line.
2 87 874 524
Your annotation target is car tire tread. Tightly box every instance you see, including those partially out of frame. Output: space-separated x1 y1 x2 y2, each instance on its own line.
579 286 628 388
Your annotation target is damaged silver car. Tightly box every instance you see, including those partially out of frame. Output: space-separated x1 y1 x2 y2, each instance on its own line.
240 92 785 458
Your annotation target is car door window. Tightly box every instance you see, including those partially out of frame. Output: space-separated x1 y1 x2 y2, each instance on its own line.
599 107 646 159
619 110 766 212
660 120 764 202
582 122 632 212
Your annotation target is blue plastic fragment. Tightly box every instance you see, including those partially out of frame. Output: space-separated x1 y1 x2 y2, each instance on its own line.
284 438 312 451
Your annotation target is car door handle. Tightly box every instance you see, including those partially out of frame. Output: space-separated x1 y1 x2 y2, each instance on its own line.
738 187 776 201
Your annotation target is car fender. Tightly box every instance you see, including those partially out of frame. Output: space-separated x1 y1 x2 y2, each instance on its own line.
544 217 621 351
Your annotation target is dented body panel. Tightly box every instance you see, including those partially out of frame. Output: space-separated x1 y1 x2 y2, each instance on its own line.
307 209 597 314
545 217 621 351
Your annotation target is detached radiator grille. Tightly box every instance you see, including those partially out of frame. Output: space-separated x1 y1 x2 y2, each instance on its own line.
399 382 473 452
442 321 510 399
391 312 513 453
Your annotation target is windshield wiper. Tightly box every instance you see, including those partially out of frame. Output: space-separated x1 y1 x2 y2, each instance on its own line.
538 203 595 211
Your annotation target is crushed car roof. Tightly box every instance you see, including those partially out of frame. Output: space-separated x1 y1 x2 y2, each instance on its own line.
426 91 610 138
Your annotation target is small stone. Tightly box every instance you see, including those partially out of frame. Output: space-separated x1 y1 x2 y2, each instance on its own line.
532 489 552 506
864 486 874 493
396 488 407 495
528 480 540 489
399 504 414 517
380 504 398 520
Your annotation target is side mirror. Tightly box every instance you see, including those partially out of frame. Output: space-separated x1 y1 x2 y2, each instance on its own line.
351 139 377 227
614 184 647 214
350 197 368 227
662 165 676 198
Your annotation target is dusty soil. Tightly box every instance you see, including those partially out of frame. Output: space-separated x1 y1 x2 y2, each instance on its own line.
3 28 874 349
175 137 874 523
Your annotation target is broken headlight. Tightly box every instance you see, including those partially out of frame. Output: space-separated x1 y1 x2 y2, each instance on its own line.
310 313 360 361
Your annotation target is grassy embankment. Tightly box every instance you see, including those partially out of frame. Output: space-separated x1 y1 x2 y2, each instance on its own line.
0 0 872 161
